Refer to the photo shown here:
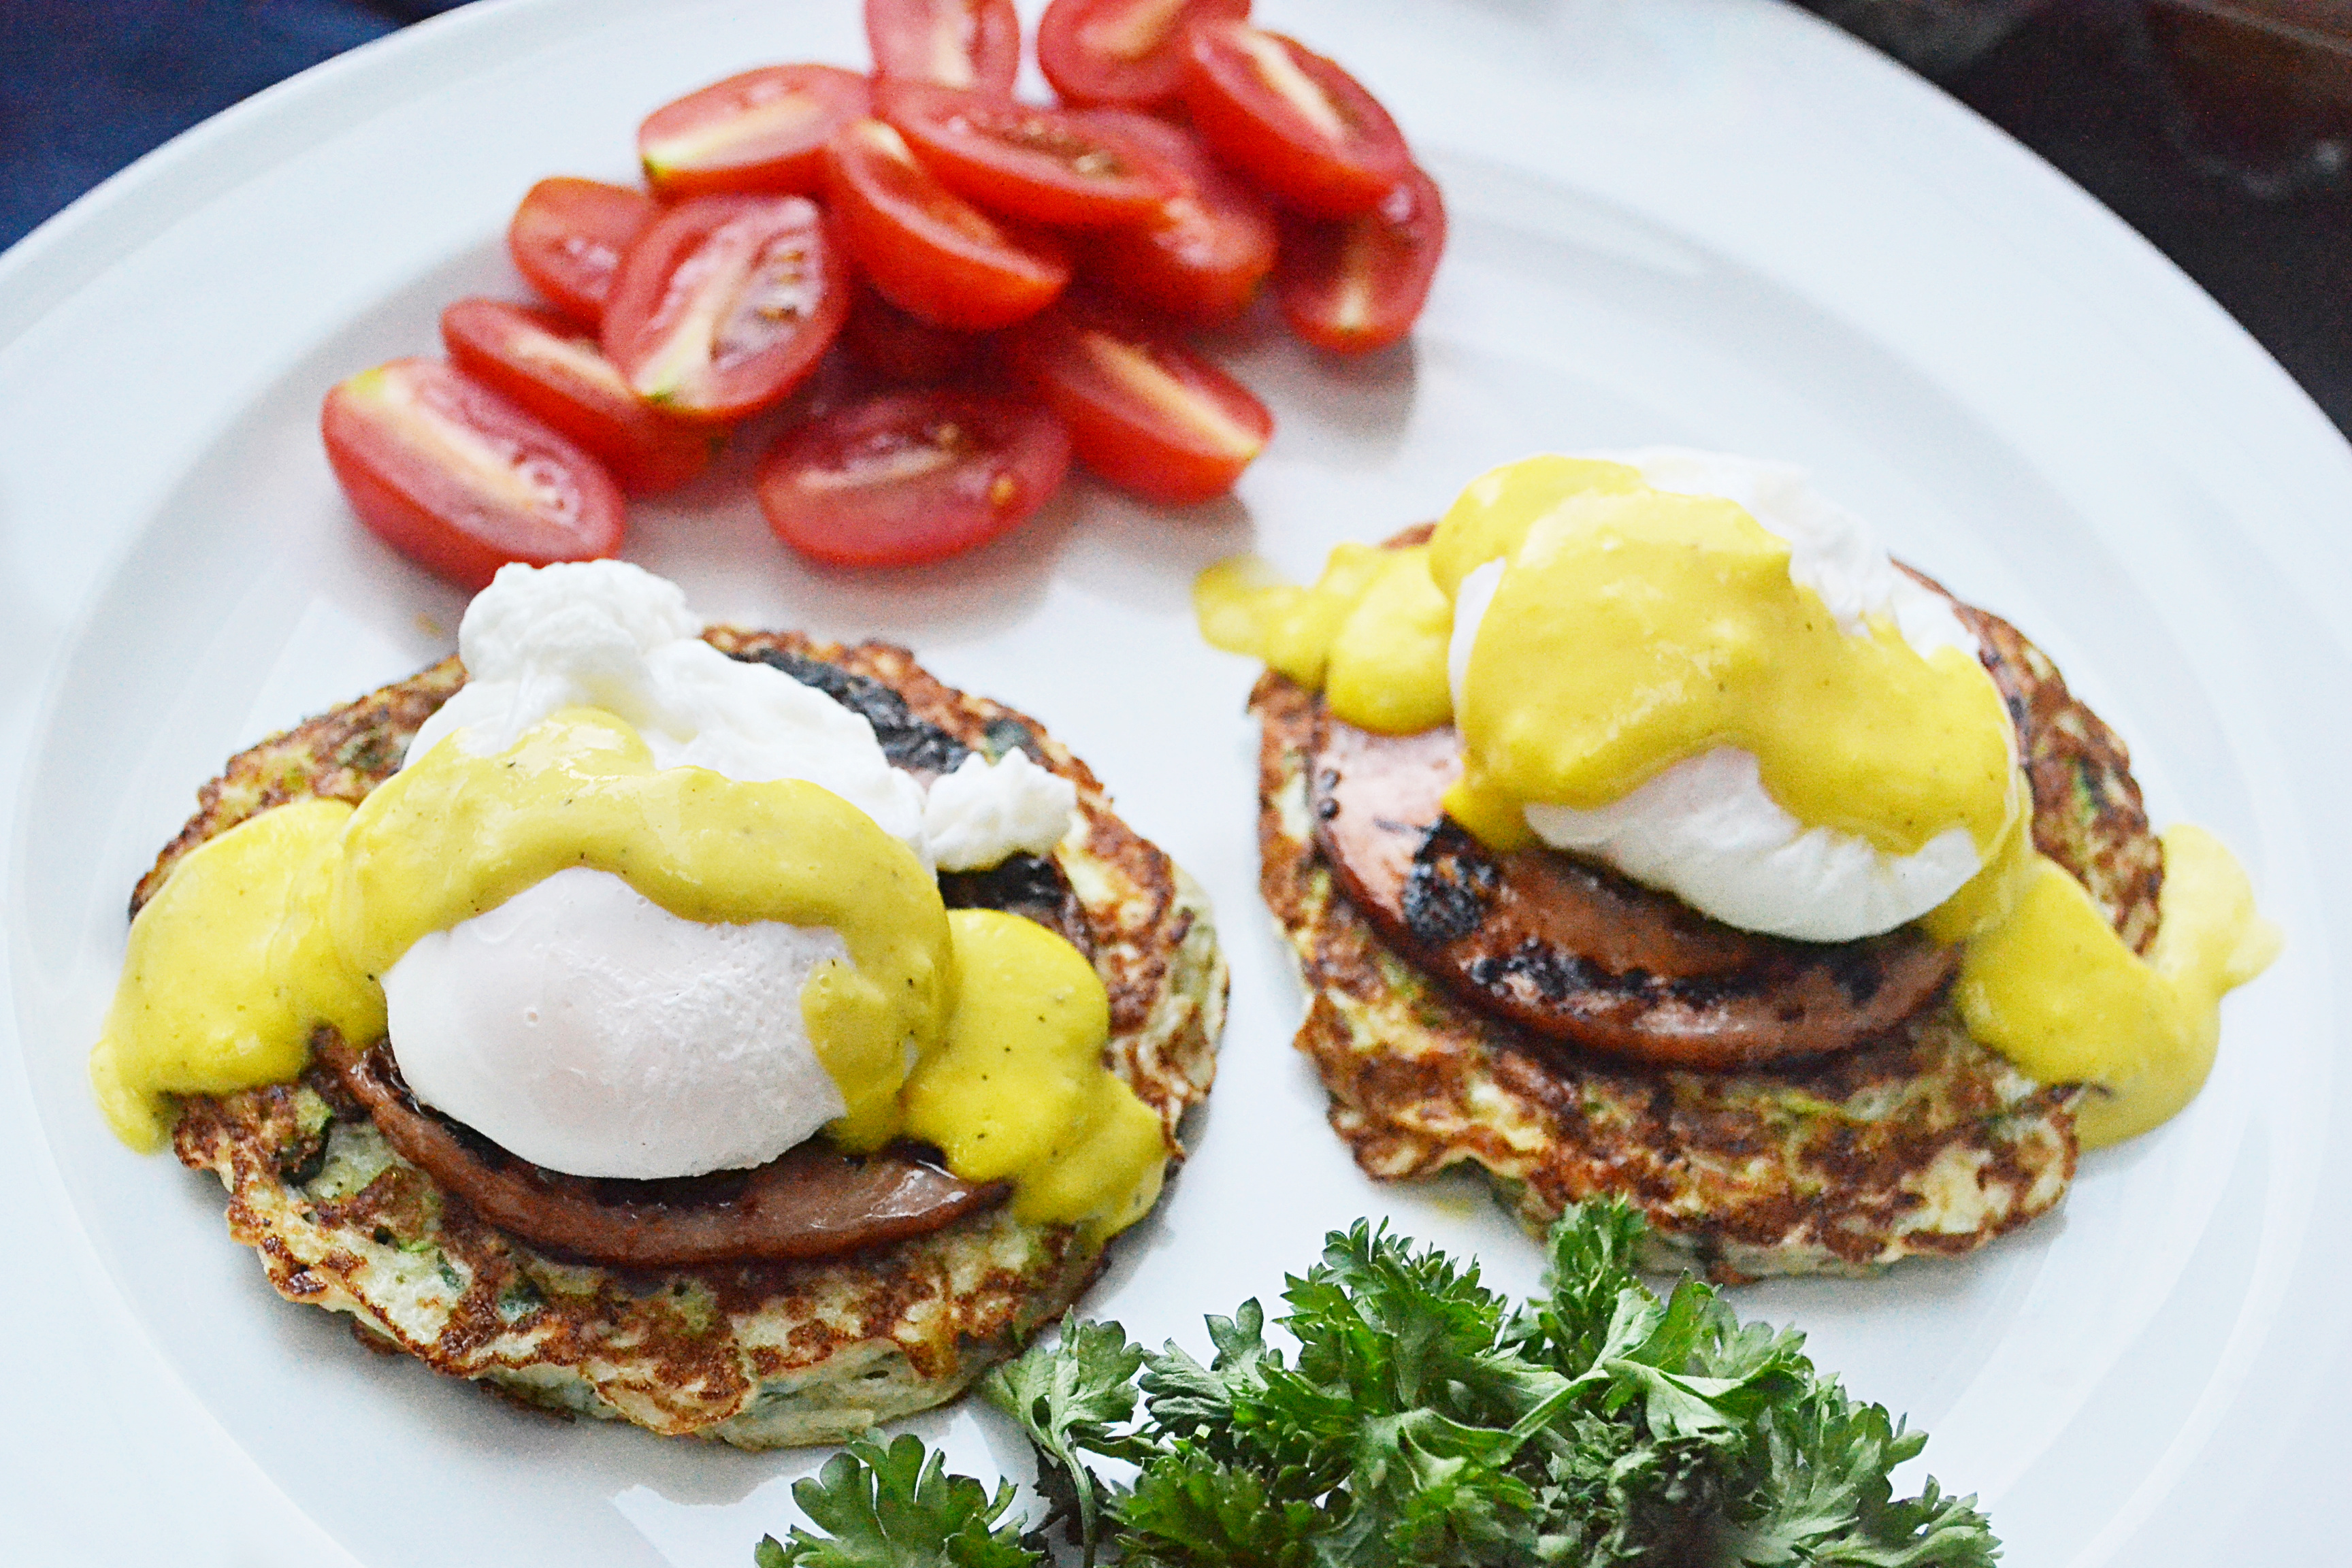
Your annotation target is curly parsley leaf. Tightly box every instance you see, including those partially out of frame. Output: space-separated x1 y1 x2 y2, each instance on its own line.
982 1319 1156 1556
757 1198 1999 1568
755 1434 1039 1568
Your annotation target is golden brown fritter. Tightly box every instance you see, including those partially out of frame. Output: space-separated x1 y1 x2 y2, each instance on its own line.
162 633 1225 1446
1254 595 2160 1282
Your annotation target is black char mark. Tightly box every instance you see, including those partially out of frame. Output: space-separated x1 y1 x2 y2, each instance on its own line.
1402 820 1500 945
740 648 973 774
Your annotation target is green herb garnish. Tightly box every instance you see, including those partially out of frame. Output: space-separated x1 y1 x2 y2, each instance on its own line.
760 1201 1999 1567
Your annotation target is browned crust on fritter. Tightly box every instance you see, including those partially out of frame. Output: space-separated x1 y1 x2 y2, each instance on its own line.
162 634 1223 1443
1954 598 2164 954
1256 646 2119 1279
131 655 467 916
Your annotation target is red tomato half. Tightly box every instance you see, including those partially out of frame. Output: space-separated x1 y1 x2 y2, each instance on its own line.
760 389 1070 566
602 194 850 421
1036 0 1250 106
440 298 719 493
1072 108 1275 324
877 80 1184 230
1006 304 1271 504
840 284 984 384
1277 165 1446 354
865 0 1021 96
824 118 1070 331
1183 21 1410 216
322 358 625 590
638 65 871 199
506 177 660 326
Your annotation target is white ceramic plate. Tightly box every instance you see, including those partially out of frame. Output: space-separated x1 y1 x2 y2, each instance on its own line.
5 1 2350 1563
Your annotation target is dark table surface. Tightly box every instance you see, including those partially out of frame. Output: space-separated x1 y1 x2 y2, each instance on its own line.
3 0 2345 440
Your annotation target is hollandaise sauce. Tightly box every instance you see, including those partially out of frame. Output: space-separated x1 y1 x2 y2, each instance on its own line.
91 708 1163 1237
1196 453 2278 1145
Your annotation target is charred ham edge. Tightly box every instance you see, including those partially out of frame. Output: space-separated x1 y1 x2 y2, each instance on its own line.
1309 713 1959 1070
319 1034 1007 1268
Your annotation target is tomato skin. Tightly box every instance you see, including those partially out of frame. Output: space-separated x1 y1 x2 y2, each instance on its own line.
1182 22 1411 217
1071 108 1275 325
507 177 661 326
841 284 984 385
322 358 626 591
876 80 1184 230
824 118 1071 331
638 65 871 199
440 297 719 493
865 0 1022 96
1005 304 1271 504
1036 0 1250 107
760 389 1071 567
1277 164 1446 353
600 194 849 422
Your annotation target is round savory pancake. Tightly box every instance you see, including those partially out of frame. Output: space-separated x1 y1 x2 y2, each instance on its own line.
1254 591 2160 1283
159 632 1224 1447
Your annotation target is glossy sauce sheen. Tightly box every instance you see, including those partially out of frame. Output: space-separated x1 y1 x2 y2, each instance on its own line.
89 708 1166 1237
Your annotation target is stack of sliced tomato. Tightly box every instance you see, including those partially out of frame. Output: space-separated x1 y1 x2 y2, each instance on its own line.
321 0 1446 585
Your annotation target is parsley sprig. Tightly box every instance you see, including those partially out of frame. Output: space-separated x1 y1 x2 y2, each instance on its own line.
759 1201 1999 1567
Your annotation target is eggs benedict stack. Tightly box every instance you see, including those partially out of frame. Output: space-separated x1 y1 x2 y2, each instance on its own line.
95 562 1224 1445
1205 451 2275 1279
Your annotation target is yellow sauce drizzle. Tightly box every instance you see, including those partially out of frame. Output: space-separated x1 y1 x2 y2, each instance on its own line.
906 910 1166 1236
90 710 1164 1234
90 798 381 1151
1958 827 2279 1147
1190 452 2281 1145
1194 542 1451 732
1450 487 2015 860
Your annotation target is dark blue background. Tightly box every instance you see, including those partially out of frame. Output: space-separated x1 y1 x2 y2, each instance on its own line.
3 0 2345 436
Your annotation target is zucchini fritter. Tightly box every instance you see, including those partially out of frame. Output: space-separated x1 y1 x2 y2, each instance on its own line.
163 632 1224 1446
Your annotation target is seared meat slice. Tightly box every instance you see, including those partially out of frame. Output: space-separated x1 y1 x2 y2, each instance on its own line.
1309 715 1957 1068
328 1036 1008 1267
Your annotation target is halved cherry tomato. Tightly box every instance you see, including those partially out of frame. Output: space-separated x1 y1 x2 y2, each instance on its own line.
760 389 1071 566
824 118 1070 330
875 80 1183 231
1071 108 1275 324
440 297 719 493
601 194 849 422
1277 165 1446 354
506 177 660 326
322 358 625 590
638 65 871 199
1036 0 1250 107
840 284 983 384
865 0 1021 96
1183 21 1410 216
1005 304 1271 504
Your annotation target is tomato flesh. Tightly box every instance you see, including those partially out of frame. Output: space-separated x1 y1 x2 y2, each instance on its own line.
877 80 1183 230
1036 0 1250 106
1183 21 1409 217
825 118 1070 330
865 0 1021 96
638 65 870 199
601 194 849 422
440 297 719 493
760 389 1070 566
322 357 626 590
1007 305 1271 504
1277 164 1446 354
506 177 660 326
1071 108 1275 324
